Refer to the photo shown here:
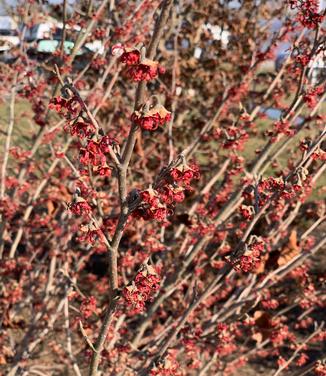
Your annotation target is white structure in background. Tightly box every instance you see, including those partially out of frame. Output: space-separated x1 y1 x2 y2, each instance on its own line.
318 0 326 12
24 22 54 41
194 23 230 59
308 50 326 86
0 16 19 51
203 23 230 46
24 19 104 54
276 49 325 86
85 40 105 54
24 18 75 41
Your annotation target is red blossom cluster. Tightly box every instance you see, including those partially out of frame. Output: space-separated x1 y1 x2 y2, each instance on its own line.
270 119 295 141
215 323 237 356
122 265 161 315
241 174 310 220
314 361 326 376
80 296 97 319
131 104 171 131
77 223 104 244
296 352 309 366
79 138 113 177
170 164 200 187
49 95 116 181
68 197 92 216
239 204 254 221
120 48 141 65
133 164 199 221
225 238 265 273
149 350 182 376
271 324 296 346
238 238 265 273
288 0 324 29
133 188 171 221
213 123 250 151
49 95 79 117
115 46 165 81
303 86 324 108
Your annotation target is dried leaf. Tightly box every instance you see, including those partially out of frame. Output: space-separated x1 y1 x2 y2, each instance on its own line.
47 200 55 215
175 213 192 227
146 265 157 275
277 230 300 266
252 311 273 343
253 253 268 274
252 331 263 344
253 310 271 328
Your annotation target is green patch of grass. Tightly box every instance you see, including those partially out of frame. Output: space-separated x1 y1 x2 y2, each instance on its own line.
0 99 36 150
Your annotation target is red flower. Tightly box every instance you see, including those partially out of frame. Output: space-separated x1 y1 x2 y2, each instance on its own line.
69 198 92 216
79 140 106 166
288 0 324 28
122 266 160 315
120 49 141 65
170 164 200 186
48 96 68 113
296 353 309 366
80 296 97 319
303 86 323 108
314 361 326 376
126 59 161 82
131 104 171 131
99 135 116 153
133 188 168 222
273 120 294 137
239 205 254 221
96 164 112 177
65 120 96 139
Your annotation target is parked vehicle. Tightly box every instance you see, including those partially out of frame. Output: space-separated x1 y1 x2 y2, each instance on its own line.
26 39 95 71
24 20 105 54
24 18 59 42
0 16 19 52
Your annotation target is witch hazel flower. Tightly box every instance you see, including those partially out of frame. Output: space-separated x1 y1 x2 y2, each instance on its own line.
288 0 324 29
78 137 114 177
64 119 96 139
114 44 165 81
49 95 80 119
228 237 265 273
93 163 112 177
303 86 324 108
314 361 326 376
158 185 185 205
239 204 255 221
150 352 182 376
80 296 97 319
240 241 265 272
273 119 295 139
68 196 92 216
131 103 171 131
132 188 170 222
122 264 161 315
79 140 106 167
170 163 200 187
119 48 141 65
132 161 199 222
126 59 164 82
78 222 104 245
